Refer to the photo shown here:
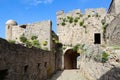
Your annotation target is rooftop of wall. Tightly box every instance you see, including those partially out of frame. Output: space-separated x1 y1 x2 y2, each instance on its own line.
56 10 64 16
6 19 52 26
6 20 18 26
6 20 52 29
56 8 107 16
26 20 52 25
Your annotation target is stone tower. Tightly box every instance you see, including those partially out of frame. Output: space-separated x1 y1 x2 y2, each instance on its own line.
57 9 106 46
108 0 120 14
5 20 18 40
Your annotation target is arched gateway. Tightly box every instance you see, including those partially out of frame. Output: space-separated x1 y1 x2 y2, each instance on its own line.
64 49 80 69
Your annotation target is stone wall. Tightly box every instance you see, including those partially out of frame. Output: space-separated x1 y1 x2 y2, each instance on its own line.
57 9 107 47
105 13 120 46
108 0 116 14
6 20 52 50
0 38 55 80
114 0 120 14
78 45 120 80
108 0 120 14
24 20 52 50
11 25 24 43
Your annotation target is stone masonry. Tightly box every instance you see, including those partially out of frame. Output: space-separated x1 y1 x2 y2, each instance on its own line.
57 8 107 46
108 0 120 14
0 38 55 80
6 20 52 50
105 13 120 46
1 0 120 80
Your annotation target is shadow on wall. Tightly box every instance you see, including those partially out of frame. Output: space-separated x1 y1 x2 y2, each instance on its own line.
0 69 8 80
0 38 56 80
98 67 120 80
49 70 63 80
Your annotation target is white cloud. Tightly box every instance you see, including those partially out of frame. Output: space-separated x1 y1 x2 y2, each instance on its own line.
23 0 53 6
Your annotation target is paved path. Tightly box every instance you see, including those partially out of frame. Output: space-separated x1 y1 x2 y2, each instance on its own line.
48 70 86 80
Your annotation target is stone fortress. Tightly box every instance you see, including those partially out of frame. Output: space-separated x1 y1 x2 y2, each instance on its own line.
0 0 120 80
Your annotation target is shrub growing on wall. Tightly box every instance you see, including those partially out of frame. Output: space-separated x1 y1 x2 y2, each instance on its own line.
8 40 15 44
74 18 78 23
72 44 86 54
32 39 41 48
20 35 27 43
79 20 84 26
61 22 66 26
94 51 109 63
68 17 73 23
31 36 38 40
25 40 32 48
20 35 41 49
101 19 106 25
103 24 108 40
95 13 99 17
88 15 91 18
42 41 48 46
102 51 109 63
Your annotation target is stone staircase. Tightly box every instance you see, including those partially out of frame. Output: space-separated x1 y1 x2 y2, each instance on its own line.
48 70 86 80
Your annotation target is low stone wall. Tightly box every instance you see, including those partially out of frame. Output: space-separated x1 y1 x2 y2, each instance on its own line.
79 45 120 80
0 38 55 80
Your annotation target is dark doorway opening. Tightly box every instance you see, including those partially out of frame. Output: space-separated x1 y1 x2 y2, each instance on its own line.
0 69 8 80
24 65 28 73
94 33 101 44
64 49 79 69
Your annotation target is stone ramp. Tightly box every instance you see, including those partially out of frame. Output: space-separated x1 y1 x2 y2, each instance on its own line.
48 70 86 80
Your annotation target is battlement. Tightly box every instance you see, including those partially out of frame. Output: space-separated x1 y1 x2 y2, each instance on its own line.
56 8 106 17
67 9 81 15
56 10 64 16
85 8 106 15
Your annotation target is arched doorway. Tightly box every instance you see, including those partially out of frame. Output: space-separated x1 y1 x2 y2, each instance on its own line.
64 49 80 69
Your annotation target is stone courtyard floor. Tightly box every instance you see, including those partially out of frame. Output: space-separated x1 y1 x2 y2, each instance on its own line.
48 70 87 80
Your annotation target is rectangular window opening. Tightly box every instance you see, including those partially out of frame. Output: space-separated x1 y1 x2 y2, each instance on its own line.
94 33 101 44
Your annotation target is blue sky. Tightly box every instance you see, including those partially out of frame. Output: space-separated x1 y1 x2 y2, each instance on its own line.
0 0 112 38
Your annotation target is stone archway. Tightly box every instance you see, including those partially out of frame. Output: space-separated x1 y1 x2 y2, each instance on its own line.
64 49 79 69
